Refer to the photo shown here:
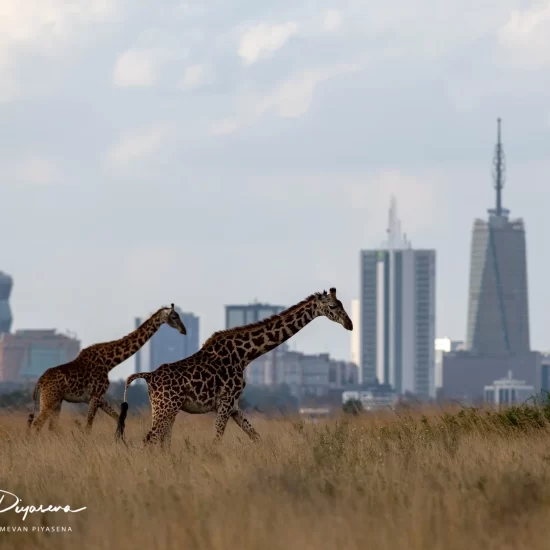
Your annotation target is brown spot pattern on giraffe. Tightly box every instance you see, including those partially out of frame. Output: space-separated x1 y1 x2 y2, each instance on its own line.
117 288 353 447
28 305 186 434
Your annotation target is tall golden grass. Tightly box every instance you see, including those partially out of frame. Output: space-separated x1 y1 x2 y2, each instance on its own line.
1 406 550 549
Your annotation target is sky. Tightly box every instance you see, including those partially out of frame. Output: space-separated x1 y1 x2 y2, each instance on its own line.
1 0 550 381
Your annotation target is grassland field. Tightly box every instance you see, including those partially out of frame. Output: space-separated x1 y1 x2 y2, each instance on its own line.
1 402 550 550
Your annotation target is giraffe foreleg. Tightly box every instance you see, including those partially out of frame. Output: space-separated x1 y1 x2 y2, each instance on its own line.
85 397 101 433
213 402 234 443
231 408 261 442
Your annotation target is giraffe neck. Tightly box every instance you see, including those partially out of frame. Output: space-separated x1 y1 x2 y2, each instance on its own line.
102 310 165 369
236 298 320 364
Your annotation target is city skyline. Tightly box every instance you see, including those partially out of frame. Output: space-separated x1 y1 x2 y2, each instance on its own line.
2 1 550 384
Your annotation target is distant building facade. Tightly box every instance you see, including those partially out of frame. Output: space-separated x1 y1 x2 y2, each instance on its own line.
360 198 436 398
484 370 535 407
134 308 200 373
442 350 541 405
0 330 80 382
225 302 286 329
540 353 550 394
225 301 287 381
435 337 464 391
350 299 361 372
245 347 359 398
0 271 13 334
465 216 530 355
342 384 398 411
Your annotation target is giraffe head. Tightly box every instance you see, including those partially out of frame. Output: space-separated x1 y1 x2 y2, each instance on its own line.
160 304 187 335
315 288 353 331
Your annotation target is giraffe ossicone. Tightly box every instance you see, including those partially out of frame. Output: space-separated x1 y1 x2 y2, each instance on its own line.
115 287 353 447
28 304 186 434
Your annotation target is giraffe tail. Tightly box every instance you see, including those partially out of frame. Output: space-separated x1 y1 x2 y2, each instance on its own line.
27 379 42 430
115 372 151 442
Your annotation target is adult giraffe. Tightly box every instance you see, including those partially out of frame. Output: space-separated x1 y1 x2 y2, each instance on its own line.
116 288 352 447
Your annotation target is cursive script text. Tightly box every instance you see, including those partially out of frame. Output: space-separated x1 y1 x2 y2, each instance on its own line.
0 490 86 522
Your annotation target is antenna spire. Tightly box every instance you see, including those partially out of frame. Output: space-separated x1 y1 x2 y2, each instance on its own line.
492 117 506 217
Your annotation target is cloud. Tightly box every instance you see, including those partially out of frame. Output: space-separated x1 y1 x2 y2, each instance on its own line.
259 64 360 118
497 2 550 68
177 64 212 91
322 9 343 32
107 123 175 168
0 61 19 103
113 49 158 87
238 21 299 65
6 156 62 186
0 0 118 100
211 63 361 135
211 118 242 136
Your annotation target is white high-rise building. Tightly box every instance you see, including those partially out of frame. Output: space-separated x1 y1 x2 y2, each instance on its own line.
359 197 436 398
350 299 361 378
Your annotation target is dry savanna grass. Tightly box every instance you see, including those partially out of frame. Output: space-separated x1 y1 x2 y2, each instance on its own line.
1 404 550 549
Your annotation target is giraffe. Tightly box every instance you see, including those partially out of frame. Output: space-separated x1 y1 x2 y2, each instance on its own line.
28 304 187 434
115 288 353 448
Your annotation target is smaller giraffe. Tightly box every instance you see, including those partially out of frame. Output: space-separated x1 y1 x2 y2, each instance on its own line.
28 304 186 434
116 288 353 448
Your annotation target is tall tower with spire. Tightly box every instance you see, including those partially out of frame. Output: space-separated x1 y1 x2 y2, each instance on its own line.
465 118 530 354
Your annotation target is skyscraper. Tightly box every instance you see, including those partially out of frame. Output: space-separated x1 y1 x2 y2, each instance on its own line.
0 271 13 334
465 119 530 354
360 198 436 398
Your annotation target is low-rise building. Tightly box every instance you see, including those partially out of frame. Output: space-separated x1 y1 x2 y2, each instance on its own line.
0 330 80 382
245 348 359 398
484 370 535 407
342 384 398 411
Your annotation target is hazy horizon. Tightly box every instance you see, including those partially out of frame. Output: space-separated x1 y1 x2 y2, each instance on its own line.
2 0 550 381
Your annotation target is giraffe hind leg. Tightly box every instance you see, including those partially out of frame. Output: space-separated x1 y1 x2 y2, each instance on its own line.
48 402 63 432
32 407 55 433
99 400 120 422
32 391 63 434
231 408 261 442
143 405 179 450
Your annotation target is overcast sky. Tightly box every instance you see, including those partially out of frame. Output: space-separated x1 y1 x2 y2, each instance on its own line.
1 0 550 381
